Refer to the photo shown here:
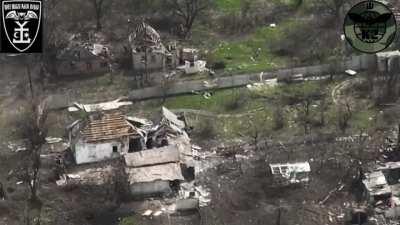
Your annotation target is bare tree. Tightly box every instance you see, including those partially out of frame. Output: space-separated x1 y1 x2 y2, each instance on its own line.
383 105 400 151
165 0 210 38
337 98 353 134
89 0 112 30
41 0 67 79
15 99 48 225
240 113 272 151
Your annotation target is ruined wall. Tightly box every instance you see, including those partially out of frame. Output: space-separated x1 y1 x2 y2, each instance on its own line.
130 180 172 197
74 137 129 164
47 53 379 109
132 51 166 72
56 58 109 76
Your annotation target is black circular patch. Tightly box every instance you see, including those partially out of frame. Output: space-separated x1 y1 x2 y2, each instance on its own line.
344 1 397 53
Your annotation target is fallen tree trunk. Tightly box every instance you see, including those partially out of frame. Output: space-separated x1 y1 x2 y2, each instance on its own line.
319 182 345 205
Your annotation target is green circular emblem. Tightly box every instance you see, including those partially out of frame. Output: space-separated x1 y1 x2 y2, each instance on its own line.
344 0 397 53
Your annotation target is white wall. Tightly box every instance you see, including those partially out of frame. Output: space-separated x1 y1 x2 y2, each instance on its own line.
74 138 128 164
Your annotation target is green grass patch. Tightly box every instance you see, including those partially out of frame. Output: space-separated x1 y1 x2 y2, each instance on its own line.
161 88 265 113
207 21 305 74
215 0 243 12
119 216 138 225
350 110 377 133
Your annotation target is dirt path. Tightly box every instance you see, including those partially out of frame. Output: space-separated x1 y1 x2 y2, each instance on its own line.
173 107 265 118
331 77 364 105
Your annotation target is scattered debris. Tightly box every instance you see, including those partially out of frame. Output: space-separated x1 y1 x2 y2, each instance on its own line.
142 210 153 217
7 140 27 152
68 98 132 112
319 182 345 205
45 137 63 144
345 69 357 76
247 78 278 91
179 60 207 75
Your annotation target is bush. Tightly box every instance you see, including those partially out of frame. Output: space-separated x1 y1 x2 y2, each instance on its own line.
212 61 226 70
224 90 246 111
196 119 217 140
119 216 138 225
272 106 285 130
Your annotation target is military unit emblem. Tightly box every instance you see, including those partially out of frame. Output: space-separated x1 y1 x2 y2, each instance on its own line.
344 0 397 54
1 0 42 53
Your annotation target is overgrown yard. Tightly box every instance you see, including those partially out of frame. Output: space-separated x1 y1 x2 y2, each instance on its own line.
140 76 380 143
206 23 296 74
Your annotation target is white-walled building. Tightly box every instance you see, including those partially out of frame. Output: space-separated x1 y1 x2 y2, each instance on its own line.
68 111 145 164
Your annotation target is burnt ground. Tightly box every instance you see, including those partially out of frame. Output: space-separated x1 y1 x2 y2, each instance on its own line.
0 120 367 225
117 140 363 225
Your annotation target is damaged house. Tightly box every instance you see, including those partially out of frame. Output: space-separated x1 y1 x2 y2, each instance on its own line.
129 22 178 73
67 111 145 164
60 105 207 210
124 107 194 197
56 43 110 77
124 145 184 197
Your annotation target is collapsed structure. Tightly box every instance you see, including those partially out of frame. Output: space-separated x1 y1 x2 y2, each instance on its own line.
129 22 179 72
362 161 400 223
60 104 206 210
56 39 110 77
363 162 400 204
129 21 206 75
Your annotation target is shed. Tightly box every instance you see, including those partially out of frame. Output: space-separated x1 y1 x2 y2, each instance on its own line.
362 170 391 202
269 162 311 186
125 163 184 197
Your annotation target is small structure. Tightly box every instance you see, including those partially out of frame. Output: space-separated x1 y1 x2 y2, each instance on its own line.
363 162 400 204
362 170 391 203
180 48 199 63
56 43 110 76
125 146 184 197
68 111 145 164
129 22 178 73
269 162 311 186
181 60 207 75
376 50 400 73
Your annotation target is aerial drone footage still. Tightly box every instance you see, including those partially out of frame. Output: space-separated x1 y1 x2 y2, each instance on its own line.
1 0 400 225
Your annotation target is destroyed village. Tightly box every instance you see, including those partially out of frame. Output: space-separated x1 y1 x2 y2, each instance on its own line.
3 0 400 225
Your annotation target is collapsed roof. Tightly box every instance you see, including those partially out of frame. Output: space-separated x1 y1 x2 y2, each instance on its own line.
80 111 138 142
161 106 186 131
129 22 162 49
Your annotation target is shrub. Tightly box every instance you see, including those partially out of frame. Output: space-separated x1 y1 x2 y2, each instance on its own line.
212 61 226 70
197 119 217 140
